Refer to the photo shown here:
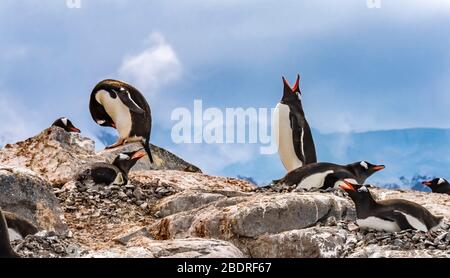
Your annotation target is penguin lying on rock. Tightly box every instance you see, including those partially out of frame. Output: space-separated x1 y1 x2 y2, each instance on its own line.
52 117 81 133
422 178 450 195
77 149 147 186
339 180 443 232
90 79 154 163
271 161 385 190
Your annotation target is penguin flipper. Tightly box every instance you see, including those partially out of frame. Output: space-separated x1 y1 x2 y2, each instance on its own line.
384 211 414 231
0 208 18 258
114 89 145 114
289 112 305 163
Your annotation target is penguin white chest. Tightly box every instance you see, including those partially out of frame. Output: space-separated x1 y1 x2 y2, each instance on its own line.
297 170 334 190
273 103 302 172
357 217 401 232
96 90 133 139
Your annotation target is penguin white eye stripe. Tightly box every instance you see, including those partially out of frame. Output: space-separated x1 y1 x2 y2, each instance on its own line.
126 92 143 111
61 118 68 126
358 186 368 192
97 120 106 125
438 178 445 185
119 154 129 160
360 161 368 170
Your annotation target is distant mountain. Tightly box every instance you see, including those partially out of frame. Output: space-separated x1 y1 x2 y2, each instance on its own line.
225 128 450 189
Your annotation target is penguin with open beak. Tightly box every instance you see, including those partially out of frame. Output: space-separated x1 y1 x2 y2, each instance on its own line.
273 74 317 172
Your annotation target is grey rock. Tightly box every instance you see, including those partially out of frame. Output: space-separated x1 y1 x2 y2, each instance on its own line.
0 166 67 233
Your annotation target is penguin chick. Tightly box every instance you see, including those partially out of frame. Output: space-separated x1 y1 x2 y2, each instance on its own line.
339 181 443 232
52 117 81 133
78 149 146 186
422 178 450 195
0 208 19 258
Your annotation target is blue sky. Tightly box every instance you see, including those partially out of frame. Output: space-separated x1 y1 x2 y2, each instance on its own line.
1 1 450 183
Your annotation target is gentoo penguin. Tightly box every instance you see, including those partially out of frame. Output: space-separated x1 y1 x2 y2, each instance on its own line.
422 178 450 195
339 181 443 232
0 208 18 258
273 161 385 190
90 79 154 163
52 117 81 133
77 149 146 186
273 74 317 172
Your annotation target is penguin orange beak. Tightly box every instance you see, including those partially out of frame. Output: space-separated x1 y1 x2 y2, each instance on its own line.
111 122 116 129
372 165 385 171
282 74 301 94
131 150 146 160
339 181 356 191
422 181 432 187
70 127 81 133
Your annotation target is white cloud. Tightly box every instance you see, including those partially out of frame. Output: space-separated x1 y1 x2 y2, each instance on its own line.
0 94 35 146
118 32 182 97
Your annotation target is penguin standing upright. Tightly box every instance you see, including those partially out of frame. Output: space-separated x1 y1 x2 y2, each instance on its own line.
90 79 154 163
52 117 81 133
272 161 385 190
339 181 443 232
273 74 317 172
0 208 18 258
77 149 147 186
422 178 450 195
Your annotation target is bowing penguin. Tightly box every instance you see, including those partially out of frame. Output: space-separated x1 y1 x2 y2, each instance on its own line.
52 117 81 133
273 74 317 172
272 161 385 190
77 149 146 186
90 79 154 163
339 181 443 232
422 178 450 195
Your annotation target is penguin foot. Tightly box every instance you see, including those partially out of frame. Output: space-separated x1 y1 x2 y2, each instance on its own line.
105 139 126 150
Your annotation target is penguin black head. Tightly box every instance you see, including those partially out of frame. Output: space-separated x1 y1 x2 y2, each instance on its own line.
52 117 81 133
112 149 147 175
338 180 375 205
422 178 449 192
347 161 385 183
281 74 301 102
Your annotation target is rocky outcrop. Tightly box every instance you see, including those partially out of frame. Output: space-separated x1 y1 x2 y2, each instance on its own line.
98 143 202 173
0 127 201 186
151 193 354 241
85 237 245 258
0 127 99 185
0 166 67 234
1 127 450 258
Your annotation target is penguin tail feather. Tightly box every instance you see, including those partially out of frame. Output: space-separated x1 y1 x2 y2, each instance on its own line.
142 138 154 164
